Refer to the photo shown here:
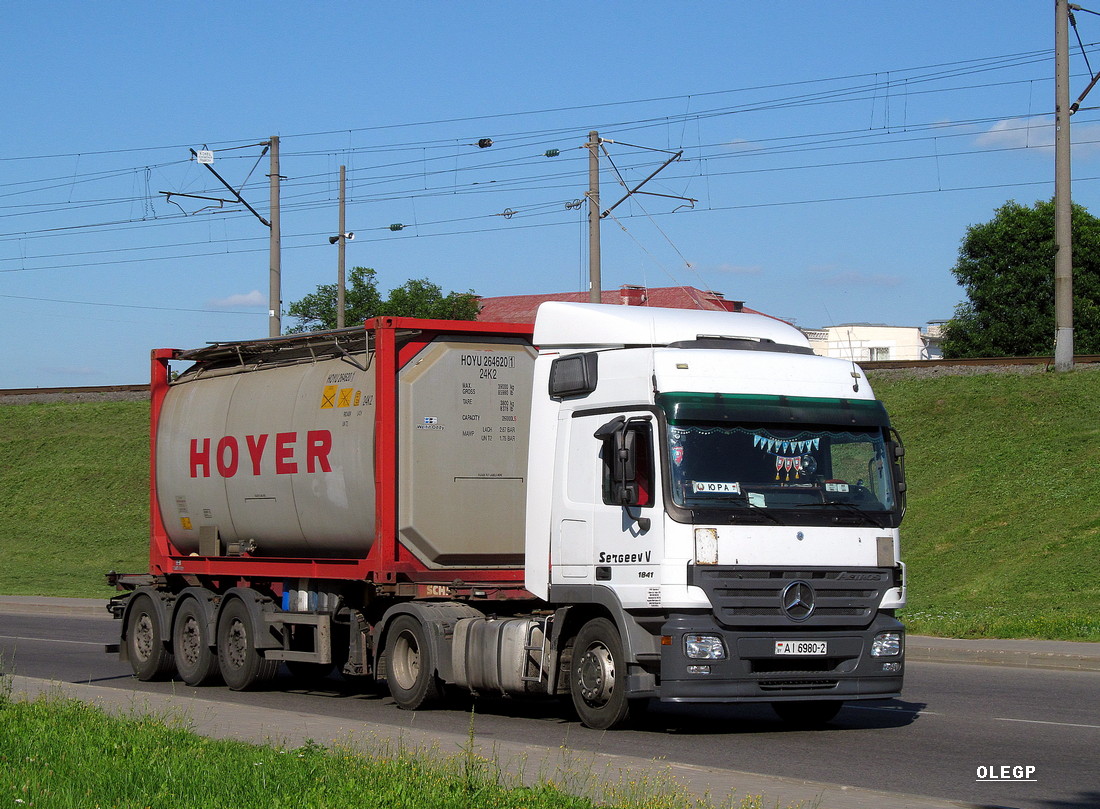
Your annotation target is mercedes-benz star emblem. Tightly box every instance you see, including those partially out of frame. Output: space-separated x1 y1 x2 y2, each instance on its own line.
781 580 816 621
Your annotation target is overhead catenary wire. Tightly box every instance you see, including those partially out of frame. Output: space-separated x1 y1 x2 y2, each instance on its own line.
0 108 1084 242
0 291 264 315
4 111 1096 254
5 43 1100 317
6 172 1096 277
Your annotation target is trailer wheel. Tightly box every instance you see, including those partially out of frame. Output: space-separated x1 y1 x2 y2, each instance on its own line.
172 598 220 686
217 598 278 691
125 594 175 681
385 615 442 710
771 700 844 726
570 617 632 730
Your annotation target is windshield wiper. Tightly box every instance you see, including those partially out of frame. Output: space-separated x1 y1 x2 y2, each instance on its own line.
735 505 783 524
800 500 885 528
686 494 784 524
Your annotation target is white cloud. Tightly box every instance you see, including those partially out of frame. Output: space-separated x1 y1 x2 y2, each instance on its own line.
209 290 266 309
723 138 762 153
976 116 1100 157
976 118 1053 150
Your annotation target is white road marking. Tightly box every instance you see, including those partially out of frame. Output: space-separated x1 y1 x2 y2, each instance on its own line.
994 717 1100 730
0 634 105 647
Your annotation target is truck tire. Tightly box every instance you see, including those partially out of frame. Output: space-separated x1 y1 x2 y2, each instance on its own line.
172 597 220 686
384 615 442 710
771 700 844 726
569 617 632 730
125 593 175 681
217 598 278 691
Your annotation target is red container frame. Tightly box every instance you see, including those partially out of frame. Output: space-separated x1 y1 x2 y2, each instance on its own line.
148 317 536 594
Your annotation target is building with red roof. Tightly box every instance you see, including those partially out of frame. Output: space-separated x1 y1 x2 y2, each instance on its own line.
477 284 779 324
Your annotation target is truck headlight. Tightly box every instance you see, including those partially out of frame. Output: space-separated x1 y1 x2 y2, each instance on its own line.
684 634 727 660
871 632 902 657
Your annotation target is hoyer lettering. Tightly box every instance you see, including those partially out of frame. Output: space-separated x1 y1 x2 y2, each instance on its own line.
189 431 332 478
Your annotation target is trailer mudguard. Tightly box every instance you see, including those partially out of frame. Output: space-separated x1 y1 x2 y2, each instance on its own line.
118 586 175 663
375 601 485 684
218 587 282 650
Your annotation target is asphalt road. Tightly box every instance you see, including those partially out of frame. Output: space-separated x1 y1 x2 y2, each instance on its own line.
2 611 1098 809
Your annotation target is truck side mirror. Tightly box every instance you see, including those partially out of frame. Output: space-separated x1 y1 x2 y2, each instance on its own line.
595 417 649 507
549 352 598 399
889 428 907 515
615 429 638 505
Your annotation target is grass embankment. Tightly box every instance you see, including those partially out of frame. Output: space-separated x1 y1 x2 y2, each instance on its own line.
0 690 783 809
871 369 1100 640
1 369 1098 640
0 402 148 597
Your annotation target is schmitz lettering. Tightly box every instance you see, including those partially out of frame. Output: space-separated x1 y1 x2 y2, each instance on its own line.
189 431 332 478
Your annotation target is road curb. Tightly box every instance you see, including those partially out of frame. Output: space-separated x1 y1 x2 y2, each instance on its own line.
5 675 987 809
906 635 1100 672
0 596 109 618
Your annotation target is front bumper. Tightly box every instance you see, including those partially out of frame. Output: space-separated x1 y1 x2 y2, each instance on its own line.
655 611 904 702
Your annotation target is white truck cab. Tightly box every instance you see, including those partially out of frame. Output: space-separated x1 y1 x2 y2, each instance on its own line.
526 303 906 725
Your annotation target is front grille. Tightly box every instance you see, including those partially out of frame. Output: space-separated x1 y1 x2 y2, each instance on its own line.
750 657 843 674
690 566 894 628
759 679 839 691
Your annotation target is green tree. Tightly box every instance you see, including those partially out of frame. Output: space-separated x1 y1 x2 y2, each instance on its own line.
383 277 482 321
941 199 1100 358
285 267 480 333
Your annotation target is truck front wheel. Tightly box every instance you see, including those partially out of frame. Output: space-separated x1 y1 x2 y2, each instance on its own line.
217 598 277 691
385 615 442 710
125 593 175 681
570 617 632 730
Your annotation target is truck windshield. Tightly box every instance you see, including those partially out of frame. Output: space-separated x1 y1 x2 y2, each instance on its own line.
658 393 899 525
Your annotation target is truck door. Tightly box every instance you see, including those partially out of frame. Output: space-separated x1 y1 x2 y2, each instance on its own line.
550 412 661 605
592 414 661 608
549 412 597 582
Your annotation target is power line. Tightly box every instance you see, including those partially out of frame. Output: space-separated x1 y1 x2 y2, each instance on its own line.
6 173 1095 279
0 292 265 315
3 44 1097 295
0 44 1081 170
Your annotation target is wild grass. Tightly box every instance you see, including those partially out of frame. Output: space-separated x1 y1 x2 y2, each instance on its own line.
0 695 807 809
870 368 1100 640
0 401 148 596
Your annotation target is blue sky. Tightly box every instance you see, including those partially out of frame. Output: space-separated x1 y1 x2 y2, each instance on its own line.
3 2 1098 387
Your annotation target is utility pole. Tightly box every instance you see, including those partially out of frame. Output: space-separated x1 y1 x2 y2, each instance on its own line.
268 135 282 338
581 131 692 305
1055 0 1074 371
587 131 602 304
337 164 347 329
164 141 282 337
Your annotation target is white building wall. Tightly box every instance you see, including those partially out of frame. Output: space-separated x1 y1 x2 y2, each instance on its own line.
804 325 932 361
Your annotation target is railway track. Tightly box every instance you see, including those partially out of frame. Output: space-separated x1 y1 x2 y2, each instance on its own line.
0 383 149 398
860 354 1100 370
2 356 1098 398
